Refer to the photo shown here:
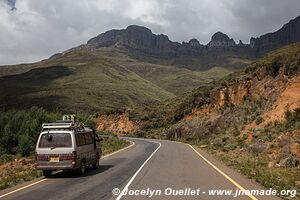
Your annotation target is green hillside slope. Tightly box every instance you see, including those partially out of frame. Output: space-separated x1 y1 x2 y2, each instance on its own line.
0 47 233 113
0 49 174 113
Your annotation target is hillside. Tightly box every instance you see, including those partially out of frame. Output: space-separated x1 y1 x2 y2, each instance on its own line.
0 47 232 113
1 15 300 114
101 42 300 197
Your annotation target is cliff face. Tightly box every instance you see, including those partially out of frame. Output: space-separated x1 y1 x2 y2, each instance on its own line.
95 113 139 135
87 26 239 57
210 64 288 109
87 25 179 58
250 15 300 57
85 15 300 62
52 15 300 70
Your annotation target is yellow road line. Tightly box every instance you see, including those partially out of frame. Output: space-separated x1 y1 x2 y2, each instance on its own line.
0 140 135 199
188 144 258 200
0 179 47 199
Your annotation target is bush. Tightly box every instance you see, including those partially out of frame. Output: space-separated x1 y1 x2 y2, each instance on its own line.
255 116 264 125
265 56 283 77
0 108 99 157
0 154 16 165
77 114 96 130
284 108 300 130
0 107 60 157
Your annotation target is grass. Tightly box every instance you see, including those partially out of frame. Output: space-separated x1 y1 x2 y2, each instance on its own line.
245 42 300 76
124 63 232 95
0 47 235 114
128 46 252 71
0 157 41 190
207 148 300 199
212 150 300 191
99 132 130 155
0 48 175 113
0 132 130 191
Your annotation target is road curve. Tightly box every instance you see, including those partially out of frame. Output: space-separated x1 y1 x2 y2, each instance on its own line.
0 138 281 200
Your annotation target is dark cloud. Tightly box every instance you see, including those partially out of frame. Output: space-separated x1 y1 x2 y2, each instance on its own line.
6 0 16 10
0 0 299 65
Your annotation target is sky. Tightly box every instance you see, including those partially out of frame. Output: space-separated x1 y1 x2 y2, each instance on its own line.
0 0 300 65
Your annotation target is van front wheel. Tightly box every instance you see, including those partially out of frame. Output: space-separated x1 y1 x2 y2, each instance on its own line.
42 170 52 177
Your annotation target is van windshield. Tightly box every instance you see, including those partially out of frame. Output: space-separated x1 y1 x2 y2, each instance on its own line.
39 133 72 148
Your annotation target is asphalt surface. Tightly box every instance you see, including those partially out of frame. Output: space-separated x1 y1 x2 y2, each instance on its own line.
0 138 282 200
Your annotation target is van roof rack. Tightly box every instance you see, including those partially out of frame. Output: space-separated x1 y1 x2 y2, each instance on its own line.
42 122 85 130
42 122 74 130
41 115 86 131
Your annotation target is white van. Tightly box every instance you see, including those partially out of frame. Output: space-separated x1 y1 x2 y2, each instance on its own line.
35 116 102 177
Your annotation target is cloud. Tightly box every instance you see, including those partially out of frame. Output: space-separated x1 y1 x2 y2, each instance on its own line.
6 0 16 10
0 0 299 65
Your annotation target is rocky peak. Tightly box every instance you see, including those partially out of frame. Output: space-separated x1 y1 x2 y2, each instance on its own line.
208 32 236 48
211 32 230 42
86 25 174 51
87 29 124 48
188 38 201 47
125 25 152 35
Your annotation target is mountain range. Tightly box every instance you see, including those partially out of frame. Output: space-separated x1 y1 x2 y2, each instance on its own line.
53 15 300 70
0 15 300 113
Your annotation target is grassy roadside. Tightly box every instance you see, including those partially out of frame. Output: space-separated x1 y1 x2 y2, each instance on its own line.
172 137 300 200
0 133 130 190
206 148 300 199
99 132 130 155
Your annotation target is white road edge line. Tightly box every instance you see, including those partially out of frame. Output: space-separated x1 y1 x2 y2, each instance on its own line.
101 140 135 159
0 139 135 199
188 144 258 200
116 141 162 200
0 179 47 199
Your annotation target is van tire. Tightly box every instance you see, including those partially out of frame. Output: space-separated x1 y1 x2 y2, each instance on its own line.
42 170 52 177
92 154 100 169
78 160 86 175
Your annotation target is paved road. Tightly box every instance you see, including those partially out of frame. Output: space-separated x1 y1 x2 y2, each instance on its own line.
0 138 281 200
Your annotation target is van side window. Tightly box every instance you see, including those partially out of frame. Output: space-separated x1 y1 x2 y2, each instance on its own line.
84 132 93 145
76 133 85 146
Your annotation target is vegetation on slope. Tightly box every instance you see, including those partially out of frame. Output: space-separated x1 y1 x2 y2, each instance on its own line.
127 43 300 199
0 107 129 190
0 49 175 113
0 47 235 113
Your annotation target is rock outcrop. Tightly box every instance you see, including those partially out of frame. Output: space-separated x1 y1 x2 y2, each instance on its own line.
188 39 201 47
250 15 300 57
95 113 139 135
87 25 179 58
208 32 236 48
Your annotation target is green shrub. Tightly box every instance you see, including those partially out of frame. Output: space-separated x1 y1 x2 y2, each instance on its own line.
255 116 264 125
77 114 96 130
285 108 300 128
0 107 61 157
266 55 284 77
0 154 16 165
